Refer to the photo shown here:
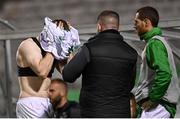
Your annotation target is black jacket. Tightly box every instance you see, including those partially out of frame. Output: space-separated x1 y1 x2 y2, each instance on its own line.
53 101 80 118
63 29 138 117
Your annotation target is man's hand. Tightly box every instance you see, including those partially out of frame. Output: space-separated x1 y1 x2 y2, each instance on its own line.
141 100 158 111
130 94 137 118
57 59 68 74
67 53 75 63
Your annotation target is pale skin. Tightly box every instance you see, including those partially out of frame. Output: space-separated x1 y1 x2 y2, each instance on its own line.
16 37 65 98
48 81 68 108
16 37 54 98
134 13 153 36
16 21 68 98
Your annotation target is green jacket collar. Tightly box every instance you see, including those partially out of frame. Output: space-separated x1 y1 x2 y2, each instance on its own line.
140 27 162 42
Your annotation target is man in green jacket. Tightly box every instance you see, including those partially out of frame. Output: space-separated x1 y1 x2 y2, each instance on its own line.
132 6 179 118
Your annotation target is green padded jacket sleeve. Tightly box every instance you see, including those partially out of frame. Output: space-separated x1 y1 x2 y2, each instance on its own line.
146 39 172 102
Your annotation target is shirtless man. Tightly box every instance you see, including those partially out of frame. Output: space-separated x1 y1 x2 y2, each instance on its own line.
16 38 55 118
16 18 80 118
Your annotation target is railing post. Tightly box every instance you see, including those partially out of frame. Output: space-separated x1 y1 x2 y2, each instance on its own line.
4 39 13 117
0 18 16 117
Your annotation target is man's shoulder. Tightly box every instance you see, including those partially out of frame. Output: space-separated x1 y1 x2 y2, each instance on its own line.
122 40 138 57
87 35 98 43
19 38 35 47
17 37 41 56
83 36 97 48
148 36 166 48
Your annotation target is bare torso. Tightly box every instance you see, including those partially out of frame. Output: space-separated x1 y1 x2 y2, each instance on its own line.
16 38 52 98
18 77 51 98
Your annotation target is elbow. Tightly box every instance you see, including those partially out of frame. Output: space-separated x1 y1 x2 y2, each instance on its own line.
168 72 172 78
39 72 47 79
158 69 172 81
62 66 81 83
39 73 47 79
38 70 49 79
65 79 75 83
62 75 75 83
62 71 75 83
160 71 172 85
167 72 172 83
165 70 172 80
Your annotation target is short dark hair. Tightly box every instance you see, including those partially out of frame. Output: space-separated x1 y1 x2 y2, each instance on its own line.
137 6 159 27
97 10 119 21
52 19 70 31
51 78 68 90
97 10 119 28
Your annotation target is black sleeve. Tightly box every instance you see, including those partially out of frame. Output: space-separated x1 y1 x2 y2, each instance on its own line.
62 45 90 83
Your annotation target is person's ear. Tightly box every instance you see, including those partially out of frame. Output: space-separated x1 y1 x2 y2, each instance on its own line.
117 24 120 31
97 23 102 32
144 18 151 27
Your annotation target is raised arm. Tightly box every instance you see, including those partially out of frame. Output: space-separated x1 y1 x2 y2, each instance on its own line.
17 38 55 79
62 45 90 83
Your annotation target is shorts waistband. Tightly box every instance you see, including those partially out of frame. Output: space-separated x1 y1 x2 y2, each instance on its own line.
18 97 49 103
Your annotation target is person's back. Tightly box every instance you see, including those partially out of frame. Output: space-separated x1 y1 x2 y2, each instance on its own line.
80 27 137 118
62 10 137 117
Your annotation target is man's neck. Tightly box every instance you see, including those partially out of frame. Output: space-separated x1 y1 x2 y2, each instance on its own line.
56 97 68 109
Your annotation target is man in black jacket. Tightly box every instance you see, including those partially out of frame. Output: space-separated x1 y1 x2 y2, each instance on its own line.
49 78 80 118
62 10 138 118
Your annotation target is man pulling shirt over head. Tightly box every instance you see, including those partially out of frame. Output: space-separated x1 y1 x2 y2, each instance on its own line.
16 17 80 118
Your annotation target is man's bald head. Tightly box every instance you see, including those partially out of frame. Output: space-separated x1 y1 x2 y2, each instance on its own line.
50 78 68 97
49 78 68 108
97 10 119 31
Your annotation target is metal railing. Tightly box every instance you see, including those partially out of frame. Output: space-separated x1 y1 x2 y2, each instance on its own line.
0 18 17 117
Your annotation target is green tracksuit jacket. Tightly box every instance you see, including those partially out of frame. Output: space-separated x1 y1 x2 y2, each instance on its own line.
133 27 179 117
